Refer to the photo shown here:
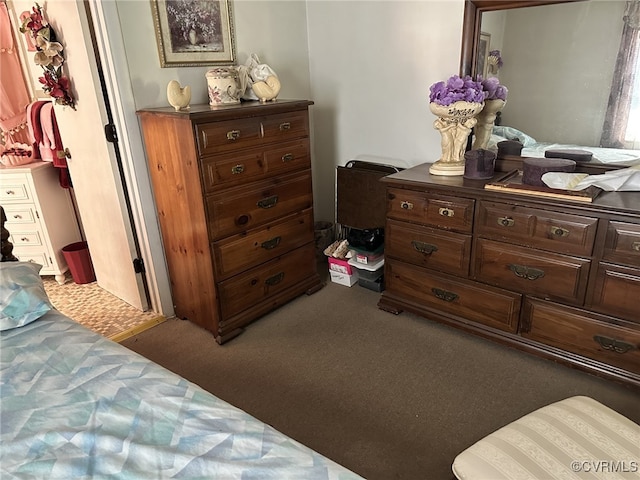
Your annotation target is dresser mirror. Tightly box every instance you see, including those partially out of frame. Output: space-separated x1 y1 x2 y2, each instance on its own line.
460 0 640 170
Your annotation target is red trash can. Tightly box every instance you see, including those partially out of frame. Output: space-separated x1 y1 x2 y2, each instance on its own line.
62 241 96 284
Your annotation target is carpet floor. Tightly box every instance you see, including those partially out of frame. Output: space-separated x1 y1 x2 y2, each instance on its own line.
122 280 640 480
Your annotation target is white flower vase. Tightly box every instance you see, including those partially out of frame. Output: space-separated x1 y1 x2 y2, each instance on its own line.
429 101 485 176
472 99 506 151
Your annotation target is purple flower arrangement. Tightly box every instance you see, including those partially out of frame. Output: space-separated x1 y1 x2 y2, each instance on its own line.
481 76 508 101
429 75 485 106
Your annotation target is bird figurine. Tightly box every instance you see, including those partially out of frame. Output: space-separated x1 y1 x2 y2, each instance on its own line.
166 80 191 111
251 75 281 103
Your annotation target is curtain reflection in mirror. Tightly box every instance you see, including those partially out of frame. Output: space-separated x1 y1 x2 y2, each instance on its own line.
601 0 640 150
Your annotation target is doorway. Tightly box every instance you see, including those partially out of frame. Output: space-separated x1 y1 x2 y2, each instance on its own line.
3 0 168 328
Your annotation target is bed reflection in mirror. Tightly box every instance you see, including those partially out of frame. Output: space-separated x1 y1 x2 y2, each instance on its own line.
477 1 640 166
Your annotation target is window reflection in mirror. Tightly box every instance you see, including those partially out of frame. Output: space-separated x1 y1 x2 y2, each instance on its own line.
478 1 640 165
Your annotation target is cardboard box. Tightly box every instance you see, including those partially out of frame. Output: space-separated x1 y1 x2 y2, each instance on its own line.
328 256 353 275
329 269 358 287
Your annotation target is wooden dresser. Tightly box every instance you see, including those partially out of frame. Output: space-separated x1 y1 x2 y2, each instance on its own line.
1 161 81 284
137 100 322 343
379 163 640 386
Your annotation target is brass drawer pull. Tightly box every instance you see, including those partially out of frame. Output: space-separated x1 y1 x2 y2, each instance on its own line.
411 240 438 255
508 264 545 281
20 237 29 242
226 130 241 140
281 153 294 162
261 236 281 250
632 242 640 252
5 190 15 195
13 214 22 219
439 208 454 217
432 288 458 302
257 195 278 209
593 335 635 354
265 272 285 286
231 164 244 175
498 216 515 227
551 226 569 237
400 201 413 210
279 122 291 131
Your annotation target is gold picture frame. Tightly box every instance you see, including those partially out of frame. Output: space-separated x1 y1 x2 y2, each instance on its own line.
477 32 491 79
151 0 236 68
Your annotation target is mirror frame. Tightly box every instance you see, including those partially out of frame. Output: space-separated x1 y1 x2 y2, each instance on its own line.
459 0 583 77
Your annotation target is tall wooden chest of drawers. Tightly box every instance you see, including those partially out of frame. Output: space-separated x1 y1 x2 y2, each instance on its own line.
379 163 640 386
137 100 322 343
1 161 81 284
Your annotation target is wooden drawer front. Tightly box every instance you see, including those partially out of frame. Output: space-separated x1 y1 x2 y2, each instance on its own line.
603 221 640 266
218 244 315 320
261 110 309 142
213 209 314 280
477 201 597 256
1 175 31 203
522 299 640 374
206 171 313 239
387 188 474 233
385 219 471 277
386 260 521 332
264 140 310 176
591 263 640 324
196 117 263 156
9 229 43 247
2 205 37 225
474 239 591 305
202 150 266 192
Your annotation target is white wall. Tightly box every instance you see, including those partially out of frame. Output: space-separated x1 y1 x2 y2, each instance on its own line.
116 0 464 223
116 0 312 108
306 0 464 220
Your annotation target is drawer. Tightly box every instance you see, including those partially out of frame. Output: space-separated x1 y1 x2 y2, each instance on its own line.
9 229 44 247
474 238 591 305
217 243 316 320
196 117 263 156
212 209 314 280
264 139 310 176
590 263 640 324
476 201 597 256
385 219 471 277
522 298 640 374
13 251 50 269
385 259 521 332
206 171 313 239
260 110 309 142
1 174 32 203
2 205 37 224
603 221 640 266
201 149 266 192
386 188 474 233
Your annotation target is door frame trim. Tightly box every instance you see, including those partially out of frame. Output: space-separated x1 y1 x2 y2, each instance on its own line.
85 0 174 317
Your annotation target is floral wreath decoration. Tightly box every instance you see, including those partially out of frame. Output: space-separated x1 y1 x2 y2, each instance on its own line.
20 3 75 109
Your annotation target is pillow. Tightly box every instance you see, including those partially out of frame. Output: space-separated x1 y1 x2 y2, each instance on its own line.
0 262 53 331
492 126 537 147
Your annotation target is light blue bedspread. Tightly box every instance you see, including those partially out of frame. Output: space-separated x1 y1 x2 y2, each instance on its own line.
1 311 362 479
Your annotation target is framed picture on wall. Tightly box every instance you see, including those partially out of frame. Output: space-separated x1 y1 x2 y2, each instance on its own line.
477 32 491 79
151 0 236 67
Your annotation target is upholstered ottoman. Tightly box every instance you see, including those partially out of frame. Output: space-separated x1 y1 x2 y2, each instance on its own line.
452 396 640 479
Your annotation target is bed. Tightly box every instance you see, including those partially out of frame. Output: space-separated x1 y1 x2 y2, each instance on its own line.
0 211 362 479
488 126 640 167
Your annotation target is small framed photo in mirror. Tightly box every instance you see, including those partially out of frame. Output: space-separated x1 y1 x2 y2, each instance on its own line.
477 32 491 79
